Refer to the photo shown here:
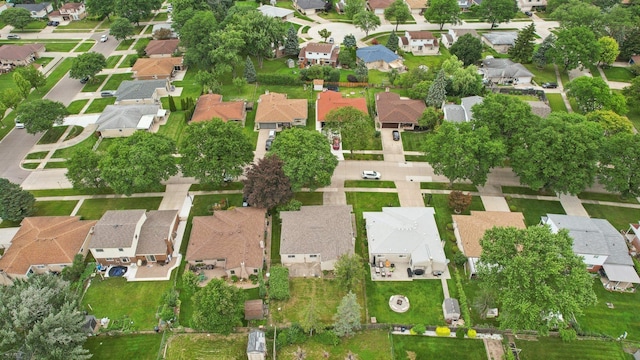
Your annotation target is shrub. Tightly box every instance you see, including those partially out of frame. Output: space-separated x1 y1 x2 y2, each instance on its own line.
182 270 199 293
412 324 425 335
453 251 468 266
446 223 454 231
448 190 472 213
347 74 358 82
456 327 466 338
447 232 457 242
256 74 302 86
231 275 239 283
435 326 451 337
371 39 379 45
504 195 512 201
269 266 290 300
249 273 258 284
278 199 302 212
451 246 458 253
509 205 518 212
559 328 577 342
316 330 340 345
467 328 477 338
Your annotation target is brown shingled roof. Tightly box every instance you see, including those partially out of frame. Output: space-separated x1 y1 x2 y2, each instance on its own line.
60 2 83 10
368 0 393 9
304 42 334 54
0 44 45 62
316 91 368 122
404 0 427 9
255 93 308 124
0 217 96 276
191 94 246 123
407 31 435 40
132 57 183 79
452 211 526 258
137 210 178 255
375 92 425 125
187 208 266 270
144 39 180 56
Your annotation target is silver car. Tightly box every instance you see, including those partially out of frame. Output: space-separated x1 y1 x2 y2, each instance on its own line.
361 171 381 180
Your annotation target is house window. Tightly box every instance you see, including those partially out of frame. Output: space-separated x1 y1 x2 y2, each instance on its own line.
593 255 599 258
399 255 407 258
288 255 296 258
324 53 328 56
95 249 104 252
106 258 114 261
195 260 203 263
118 248 124 252
253 269 258 273
230 270 235 275
309 255 318 258
36 265 46 269
121 257 130 263
217 258 225 262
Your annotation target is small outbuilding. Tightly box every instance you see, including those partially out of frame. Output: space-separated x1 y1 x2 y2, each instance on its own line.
244 299 265 320
247 329 267 360
443 298 461 323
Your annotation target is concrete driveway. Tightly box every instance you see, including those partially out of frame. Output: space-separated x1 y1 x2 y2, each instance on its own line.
253 129 271 162
0 128 40 184
380 129 404 162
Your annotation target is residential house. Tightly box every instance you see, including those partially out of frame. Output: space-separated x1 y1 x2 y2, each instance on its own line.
481 32 518 53
405 0 427 14
442 95 484 123
48 2 86 22
542 214 640 290
399 31 439 55
367 0 393 14
15 2 53 18
257 5 294 20
280 205 355 274
151 23 178 38
293 0 327 14
0 217 96 285
144 39 180 58
457 0 477 10
95 104 166 138
244 299 265 320
364 207 447 278
89 210 179 267
625 221 640 254
527 100 551 118
629 55 640 66
255 92 308 129
186 208 267 279
0 2 10 15
480 58 533 85
517 0 546 11
298 42 339 68
316 90 368 127
0 44 45 69
115 79 169 106
443 298 461 323
375 91 425 129
191 94 247 125
247 330 267 360
132 57 184 80
357 45 404 72
452 211 526 277
441 29 480 47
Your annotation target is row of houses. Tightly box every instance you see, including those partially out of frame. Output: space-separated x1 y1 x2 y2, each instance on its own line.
0 2 86 21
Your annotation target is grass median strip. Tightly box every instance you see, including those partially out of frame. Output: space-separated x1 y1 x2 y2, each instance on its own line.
421 182 478 192
345 180 396 188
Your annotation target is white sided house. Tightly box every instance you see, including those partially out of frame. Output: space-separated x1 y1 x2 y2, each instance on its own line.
399 31 439 55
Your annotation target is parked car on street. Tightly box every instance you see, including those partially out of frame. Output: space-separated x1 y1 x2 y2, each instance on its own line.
392 130 400 141
524 11 532 16
100 35 108 42
361 171 381 180
14 117 24 129
6 34 20 40
541 82 558 89
80 76 90 84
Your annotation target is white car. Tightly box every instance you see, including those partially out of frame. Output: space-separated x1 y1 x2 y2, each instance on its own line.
361 171 381 180
100 35 108 42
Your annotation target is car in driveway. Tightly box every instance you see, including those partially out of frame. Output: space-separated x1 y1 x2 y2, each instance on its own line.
524 11 532 16
361 171 381 180
100 90 116 97
541 82 558 89
100 35 108 42
47 21 60 26
392 130 400 141
80 76 90 84
265 138 273 151
6 34 20 40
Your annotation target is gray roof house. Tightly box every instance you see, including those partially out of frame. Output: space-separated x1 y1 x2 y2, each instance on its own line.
247 330 267 360
95 104 164 138
280 205 355 275
357 45 404 72
152 23 177 38
115 80 168 105
481 32 518 53
542 214 640 290
443 298 461 323
15 2 53 18
257 5 294 19
364 207 447 279
442 96 484 123
293 0 327 13
480 58 534 85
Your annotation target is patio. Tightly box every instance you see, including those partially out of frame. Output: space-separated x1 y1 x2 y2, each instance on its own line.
369 264 451 282
122 255 181 282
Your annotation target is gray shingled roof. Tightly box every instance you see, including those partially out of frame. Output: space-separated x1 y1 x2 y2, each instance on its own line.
247 330 266 353
280 205 354 261
91 210 146 248
96 104 160 131
15 3 50 12
461 96 483 122
481 58 533 79
137 210 178 254
295 0 327 9
116 80 166 102
443 104 466 122
482 32 517 46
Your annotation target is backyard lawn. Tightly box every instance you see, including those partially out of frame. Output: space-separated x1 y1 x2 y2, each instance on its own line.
517 336 629 360
82 277 172 330
366 278 445 324
33 200 77 216
84 97 117 113
85 334 162 360
505 198 565 226
583 204 640 231
165 333 247 360
392 336 488 360
279 330 393 360
401 131 428 152
76 197 163 220
157 111 188 145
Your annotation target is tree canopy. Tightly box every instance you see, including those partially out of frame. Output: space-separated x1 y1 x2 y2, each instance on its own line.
180 119 254 185
243 155 293 210
69 52 107 81
192 279 245 334
384 0 411 31
65 147 105 190
597 36 619 67
333 291 362 337
109 18 135 40
424 0 460 30
334 253 367 292
323 106 373 152
353 10 381 37
552 0 603 36
598 132 640 199
585 110 633 136
565 77 627 114
449 33 483 66
477 0 517 29
345 0 366 19
0 7 32 30
552 27 599 71
471 93 534 148
0 178 35 222
116 0 162 25
85 0 115 20
478 226 597 334
508 23 536 63
269 128 339 191
16 99 67 135
14 65 46 90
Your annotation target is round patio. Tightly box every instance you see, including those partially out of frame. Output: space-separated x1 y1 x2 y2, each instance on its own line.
389 295 410 313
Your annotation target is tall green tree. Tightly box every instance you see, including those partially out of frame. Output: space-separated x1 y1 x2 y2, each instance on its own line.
109 17 135 40
477 0 517 29
180 11 217 68
0 8 32 31
449 33 483 66
451 65 483 97
318 28 332 43
300 299 323 336
244 56 257 83
69 52 107 82
510 113 603 194
226 10 286 68
14 65 46 90
334 253 367 292
0 275 91 359
566 77 627 114
65 148 105 189
552 27 599 71
425 69 447 107
13 71 31 99
180 119 254 186
355 60 369 82
344 0 366 19
418 107 442 130
16 99 67 135
471 93 534 148
99 132 178 196
116 0 162 25
424 0 460 30
602 5 637 50
343 34 357 48
85 0 116 20
324 107 373 152
0 89 22 110
386 31 399 52
532 34 556 68
598 132 640 198
585 110 633 136
353 10 381 37
384 0 411 31
269 128 339 191
478 226 597 334
597 36 620 67
210 29 245 77
284 25 300 56
424 122 506 186
551 0 603 36
623 76 640 107
243 155 294 210
192 279 245 334
0 178 35 222
508 23 536 63
333 291 362 337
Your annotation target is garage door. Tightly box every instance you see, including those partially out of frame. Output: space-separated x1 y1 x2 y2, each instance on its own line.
381 123 398 128
259 123 277 129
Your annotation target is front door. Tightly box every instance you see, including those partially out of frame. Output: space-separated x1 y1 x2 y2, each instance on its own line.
146 255 156 262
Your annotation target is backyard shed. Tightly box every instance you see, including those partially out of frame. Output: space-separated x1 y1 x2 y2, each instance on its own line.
443 298 461 323
247 329 267 360
244 299 265 320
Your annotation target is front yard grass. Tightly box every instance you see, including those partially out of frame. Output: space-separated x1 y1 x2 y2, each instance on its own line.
116 39 134 51
82 75 107 92
421 182 478 192
65 126 84 141
546 93 567 112
165 333 246 360
392 336 488 360
102 73 133 91
583 204 640 231
76 197 163 220
367 278 445 324
105 55 122 69
602 66 635 83
501 186 554 196
52 134 98 159
84 334 162 360
73 41 95 52
401 131 428 152
118 54 138 68
293 191 324 205
577 191 639 204
37 126 68 144
279 330 393 360
517 336 629 360
84 97 116 113
67 99 89 114
345 180 396 188
81 277 171 331
33 200 77 216
188 182 244 192
505 198 565 226
30 188 115 197
57 19 104 30
524 63 557 85
25 151 48 160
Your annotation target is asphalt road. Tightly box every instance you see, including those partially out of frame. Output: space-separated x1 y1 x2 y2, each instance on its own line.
0 128 41 184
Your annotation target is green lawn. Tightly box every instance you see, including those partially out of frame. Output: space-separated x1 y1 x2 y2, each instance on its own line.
73 41 95 52
82 75 108 92
25 151 48 160
546 93 567 112
116 39 134 51
603 66 635 83
401 131 428 152
345 180 396 188
344 153 384 160
271 212 282 265
165 333 246 360
524 64 557 85
42 41 80 52
367 279 445 324
501 186 554 196
421 182 478 192
583 204 640 231
577 192 639 204
118 54 139 68
85 334 162 360
82 277 171 330
157 111 188 146
505 198 565 226
101 73 133 91
105 55 122 69
293 191 324 205
38 126 68 144
44 161 67 169
84 97 116 113
52 134 99 159
67 99 89 114
76 197 163 220
29 188 115 197
57 19 104 30
65 126 84 141
392 336 488 360
517 336 629 360
188 182 244 192
33 200 78 216
279 330 393 360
